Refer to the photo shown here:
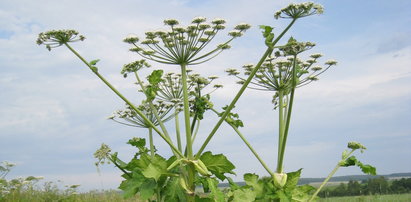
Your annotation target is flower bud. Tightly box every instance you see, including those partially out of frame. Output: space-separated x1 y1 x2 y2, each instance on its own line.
273 172 287 188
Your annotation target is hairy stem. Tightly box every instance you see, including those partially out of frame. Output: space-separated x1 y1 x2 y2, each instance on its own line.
174 108 183 152
149 127 154 158
276 90 285 173
181 64 193 159
309 149 355 202
211 108 275 177
180 64 196 201
277 55 297 173
108 157 131 178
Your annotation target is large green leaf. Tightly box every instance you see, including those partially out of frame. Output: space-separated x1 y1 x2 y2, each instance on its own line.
163 177 186 202
284 169 302 191
275 190 291 202
200 151 235 180
127 137 146 148
142 155 168 181
244 173 264 198
139 179 156 200
134 153 151 169
231 188 256 202
118 170 145 198
339 156 357 167
207 178 225 202
357 161 377 175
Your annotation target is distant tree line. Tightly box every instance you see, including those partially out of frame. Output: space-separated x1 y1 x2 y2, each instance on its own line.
318 177 411 197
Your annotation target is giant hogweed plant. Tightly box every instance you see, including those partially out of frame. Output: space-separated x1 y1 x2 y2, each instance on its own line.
37 2 376 201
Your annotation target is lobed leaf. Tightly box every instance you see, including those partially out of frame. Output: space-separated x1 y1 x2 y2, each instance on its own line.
200 151 235 181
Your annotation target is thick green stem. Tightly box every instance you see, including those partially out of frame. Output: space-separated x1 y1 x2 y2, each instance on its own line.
191 120 200 143
174 109 183 152
276 91 285 173
181 64 193 159
149 127 154 158
276 55 298 173
309 150 355 202
180 64 196 201
64 43 183 158
186 164 196 202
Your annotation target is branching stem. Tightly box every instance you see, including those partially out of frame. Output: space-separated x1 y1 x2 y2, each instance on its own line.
64 43 183 158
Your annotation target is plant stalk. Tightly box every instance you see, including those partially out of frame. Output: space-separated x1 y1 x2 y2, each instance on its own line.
149 127 154 158
180 63 196 202
195 47 273 157
180 64 193 159
276 55 298 173
174 108 183 152
309 149 355 202
276 90 285 173
64 43 183 158
196 18 298 158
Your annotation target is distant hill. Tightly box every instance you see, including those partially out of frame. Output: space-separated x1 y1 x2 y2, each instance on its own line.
218 172 411 187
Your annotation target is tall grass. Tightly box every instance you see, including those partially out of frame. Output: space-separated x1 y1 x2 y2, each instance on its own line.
2 189 141 202
318 193 411 202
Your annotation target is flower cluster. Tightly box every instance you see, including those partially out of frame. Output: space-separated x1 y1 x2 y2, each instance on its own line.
274 2 324 19
36 30 85 51
93 143 112 166
278 37 315 56
109 101 174 128
120 59 151 77
227 51 337 108
123 17 250 65
348 142 367 151
156 71 222 108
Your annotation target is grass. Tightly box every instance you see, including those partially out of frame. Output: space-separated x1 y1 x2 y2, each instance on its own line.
2 189 411 202
318 193 411 202
1 189 141 202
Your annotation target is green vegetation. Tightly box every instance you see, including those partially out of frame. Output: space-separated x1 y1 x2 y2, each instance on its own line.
318 177 411 197
318 193 411 202
33 1 376 201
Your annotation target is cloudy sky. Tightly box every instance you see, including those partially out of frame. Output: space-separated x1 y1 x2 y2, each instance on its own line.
1 0 410 191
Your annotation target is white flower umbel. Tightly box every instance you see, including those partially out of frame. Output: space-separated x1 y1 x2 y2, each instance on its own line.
124 17 250 65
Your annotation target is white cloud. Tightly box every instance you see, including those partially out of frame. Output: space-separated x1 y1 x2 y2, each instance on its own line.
0 96 68 136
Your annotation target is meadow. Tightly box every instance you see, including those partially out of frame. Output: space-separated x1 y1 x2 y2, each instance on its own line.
318 193 411 202
2 188 410 202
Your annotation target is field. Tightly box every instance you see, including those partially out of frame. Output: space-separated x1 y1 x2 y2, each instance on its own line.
2 189 411 202
1 189 140 202
318 193 411 202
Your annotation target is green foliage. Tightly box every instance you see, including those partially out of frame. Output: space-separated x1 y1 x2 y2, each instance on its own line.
37 2 376 201
206 178 225 202
339 155 377 176
227 169 315 202
259 25 275 47
192 94 212 120
319 177 411 198
231 188 257 202
220 105 244 128
145 70 164 101
141 156 168 181
200 151 236 181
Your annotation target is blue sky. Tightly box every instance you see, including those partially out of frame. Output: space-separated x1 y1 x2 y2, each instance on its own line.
1 0 410 191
